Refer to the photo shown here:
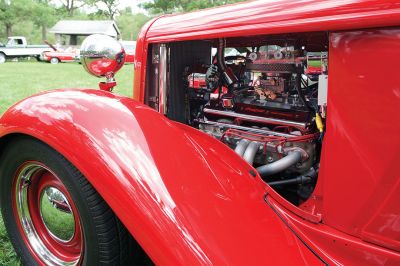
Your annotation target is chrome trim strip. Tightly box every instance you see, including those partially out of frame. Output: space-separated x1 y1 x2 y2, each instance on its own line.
199 120 295 138
203 108 307 128
158 44 167 114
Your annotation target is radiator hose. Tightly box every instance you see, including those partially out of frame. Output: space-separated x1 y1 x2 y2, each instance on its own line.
267 167 317 186
217 38 238 88
267 175 311 186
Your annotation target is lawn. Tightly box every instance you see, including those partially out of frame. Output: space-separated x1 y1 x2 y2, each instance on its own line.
0 61 134 114
0 61 135 265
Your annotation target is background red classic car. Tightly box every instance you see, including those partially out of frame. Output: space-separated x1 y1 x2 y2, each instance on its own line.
42 48 80 64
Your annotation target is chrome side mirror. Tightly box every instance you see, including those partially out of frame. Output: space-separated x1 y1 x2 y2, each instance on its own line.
80 34 125 91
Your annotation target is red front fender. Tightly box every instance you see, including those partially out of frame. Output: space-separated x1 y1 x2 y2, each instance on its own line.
0 89 321 265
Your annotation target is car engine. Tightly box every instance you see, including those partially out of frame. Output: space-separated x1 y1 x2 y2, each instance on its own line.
183 37 328 203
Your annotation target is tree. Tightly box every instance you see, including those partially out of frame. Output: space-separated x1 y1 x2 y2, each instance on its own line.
139 0 179 14
141 0 245 14
57 0 87 16
117 9 150 40
89 0 120 20
32 0 58 41
0 0 32 37
180 0 245 11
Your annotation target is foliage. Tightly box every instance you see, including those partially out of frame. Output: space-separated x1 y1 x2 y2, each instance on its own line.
0 0 243 44
31 0 59 40
141 0 246 14
180 0 245 12
0 0 61 42
0 0 153 42
57 0 88 16
140 0 179 14
1 20 53 44
0 0 32 36
117 9 150 41
88 0 120 20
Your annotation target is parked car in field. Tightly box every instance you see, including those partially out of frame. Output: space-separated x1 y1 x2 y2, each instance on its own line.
0 36 52 63
42 47 80 64
304 52 328 81
0 1 399 265
121 40 136 63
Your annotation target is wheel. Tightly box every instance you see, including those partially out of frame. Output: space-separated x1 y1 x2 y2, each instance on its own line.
50 57 60 64
0 137 135 265
0 53 6 64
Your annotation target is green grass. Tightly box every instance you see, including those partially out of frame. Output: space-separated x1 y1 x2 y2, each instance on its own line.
0 61 134 114
0 61 135 263
308 59 322 67
0 221 20 266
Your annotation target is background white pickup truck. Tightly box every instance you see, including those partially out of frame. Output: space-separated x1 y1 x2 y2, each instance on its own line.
0 36 53 63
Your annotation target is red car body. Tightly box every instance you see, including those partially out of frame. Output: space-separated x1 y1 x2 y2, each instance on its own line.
1 0 400 265
125 51 135 64
121 41 136 64
42 50 79 64
49 198 71 213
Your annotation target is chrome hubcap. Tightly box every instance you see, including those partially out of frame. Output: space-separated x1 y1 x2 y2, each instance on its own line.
14 162 82 265
40 187 75 242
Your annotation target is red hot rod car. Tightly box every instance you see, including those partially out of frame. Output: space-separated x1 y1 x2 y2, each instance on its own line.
0 0 400 265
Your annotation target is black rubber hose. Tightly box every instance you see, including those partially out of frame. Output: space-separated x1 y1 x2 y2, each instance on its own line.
295 68 313 111
217 38 227 72
217 38 238 87
268 175 312 186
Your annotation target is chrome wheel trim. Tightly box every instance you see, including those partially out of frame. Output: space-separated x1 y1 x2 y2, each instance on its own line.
39 187 76 243
14 162 81 266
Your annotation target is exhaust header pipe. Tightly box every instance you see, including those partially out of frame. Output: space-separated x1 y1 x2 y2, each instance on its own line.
256 150 303 177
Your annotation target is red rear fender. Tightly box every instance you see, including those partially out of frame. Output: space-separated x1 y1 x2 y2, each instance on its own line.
0 89 322 265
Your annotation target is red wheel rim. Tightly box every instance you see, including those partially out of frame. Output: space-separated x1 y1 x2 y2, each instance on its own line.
12 162 83 265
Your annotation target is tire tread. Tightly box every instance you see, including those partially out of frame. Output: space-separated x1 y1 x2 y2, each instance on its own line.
0 136 140 265
56 149 130 265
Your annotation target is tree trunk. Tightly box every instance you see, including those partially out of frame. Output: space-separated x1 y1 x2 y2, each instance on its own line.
42 25 47 41
69 0 74 16
6 24 12 37
107 3 114 20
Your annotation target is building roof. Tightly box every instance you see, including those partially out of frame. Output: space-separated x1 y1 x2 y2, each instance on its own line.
49 20 120 37
144 0 400 42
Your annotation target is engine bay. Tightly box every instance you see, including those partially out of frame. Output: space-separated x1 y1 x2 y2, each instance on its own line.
146 32 328 205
